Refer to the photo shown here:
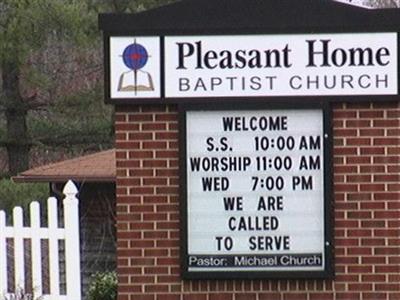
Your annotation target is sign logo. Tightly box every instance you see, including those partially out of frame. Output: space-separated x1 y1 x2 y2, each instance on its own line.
118 40 154 94
110 37 160 99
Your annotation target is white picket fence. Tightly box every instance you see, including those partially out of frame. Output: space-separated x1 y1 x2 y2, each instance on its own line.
0 180 81 300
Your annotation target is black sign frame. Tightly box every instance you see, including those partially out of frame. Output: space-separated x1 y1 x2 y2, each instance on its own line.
179 100 334 280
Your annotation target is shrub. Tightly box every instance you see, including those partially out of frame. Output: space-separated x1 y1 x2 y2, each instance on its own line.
1 288 43 300
87 271 117 300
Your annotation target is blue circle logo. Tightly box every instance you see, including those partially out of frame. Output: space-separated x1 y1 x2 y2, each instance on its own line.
122 43 149 70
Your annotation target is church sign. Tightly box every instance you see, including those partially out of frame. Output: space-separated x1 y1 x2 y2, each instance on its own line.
108 32 397 101
100 0 400 287
104 29 397 279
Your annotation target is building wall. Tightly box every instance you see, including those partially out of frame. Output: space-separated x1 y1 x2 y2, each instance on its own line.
115 102 399 300
77 183 117 290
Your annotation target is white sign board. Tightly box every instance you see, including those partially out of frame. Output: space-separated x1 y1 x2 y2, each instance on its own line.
182 106 331 277
165 33 397 97
108 33 397 100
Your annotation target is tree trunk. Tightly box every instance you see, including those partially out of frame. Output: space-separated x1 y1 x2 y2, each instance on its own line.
2 61 31 175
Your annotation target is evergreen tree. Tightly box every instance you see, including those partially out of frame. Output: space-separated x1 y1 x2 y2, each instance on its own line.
0 0 96 175
0 0 176 176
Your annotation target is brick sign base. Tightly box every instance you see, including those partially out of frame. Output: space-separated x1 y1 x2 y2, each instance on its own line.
115 102 400 300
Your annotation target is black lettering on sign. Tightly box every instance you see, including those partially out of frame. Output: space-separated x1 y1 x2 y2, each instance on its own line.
223 197 243 211
179 78 190 91
190 156 251 172
257 196 284 211
228 216 279 231
194 78 207 91
222 116 288 132
248 235 290 251
306 39 390 67
299 136 321 150
299 156 321 170
206 137 215 151
206 137 230 152
202 177 229 191
215 236 234 251
176 41 293 70
292 176 313 191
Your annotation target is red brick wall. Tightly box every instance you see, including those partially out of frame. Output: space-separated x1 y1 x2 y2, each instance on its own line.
115 102 400 300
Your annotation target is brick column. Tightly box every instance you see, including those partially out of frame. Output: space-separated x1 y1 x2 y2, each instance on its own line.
332 102 400 300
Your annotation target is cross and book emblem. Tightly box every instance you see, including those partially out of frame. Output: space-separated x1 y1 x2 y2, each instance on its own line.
118 40 154 94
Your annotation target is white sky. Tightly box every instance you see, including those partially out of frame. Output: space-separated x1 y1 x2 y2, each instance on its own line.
333 0 373 8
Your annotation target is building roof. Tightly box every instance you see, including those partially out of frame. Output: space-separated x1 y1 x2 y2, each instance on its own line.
13 149 116 183
99 0 400 35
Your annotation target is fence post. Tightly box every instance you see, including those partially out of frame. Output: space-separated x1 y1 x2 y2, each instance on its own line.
48 197 60 296
0 211 7 295
13 207 24 291
30 202 43 298
63 180 81 300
